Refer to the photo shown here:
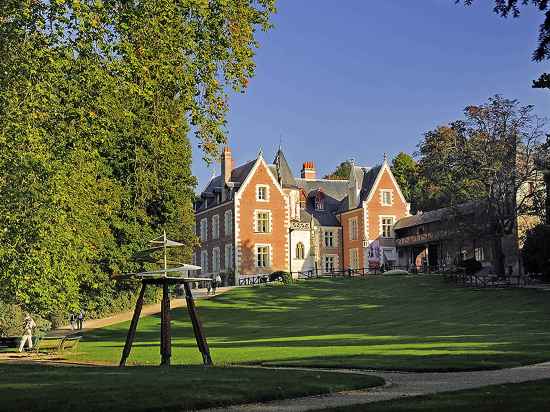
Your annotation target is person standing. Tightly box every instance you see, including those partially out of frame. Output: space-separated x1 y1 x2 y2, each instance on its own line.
18 314 36 352
77 310 84 330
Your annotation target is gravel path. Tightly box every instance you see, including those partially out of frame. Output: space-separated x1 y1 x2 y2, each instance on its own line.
199 362 550 411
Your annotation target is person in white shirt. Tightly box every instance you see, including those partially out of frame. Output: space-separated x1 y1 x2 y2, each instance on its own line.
19 314 36 352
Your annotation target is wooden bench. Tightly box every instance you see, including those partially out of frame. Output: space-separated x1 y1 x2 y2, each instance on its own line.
34 335 82 353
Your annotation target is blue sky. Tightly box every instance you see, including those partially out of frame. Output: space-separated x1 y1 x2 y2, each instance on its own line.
192 0 550 190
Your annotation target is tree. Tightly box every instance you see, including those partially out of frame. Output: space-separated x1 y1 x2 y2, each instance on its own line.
390 152 418 204
324 161 352 180
0 1 276 319
417 95 547 274
459 1 550 89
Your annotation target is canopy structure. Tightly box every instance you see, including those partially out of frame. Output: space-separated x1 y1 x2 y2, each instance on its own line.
116 231 212 367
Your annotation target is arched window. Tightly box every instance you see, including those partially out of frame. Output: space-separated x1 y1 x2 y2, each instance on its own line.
296 242 305 260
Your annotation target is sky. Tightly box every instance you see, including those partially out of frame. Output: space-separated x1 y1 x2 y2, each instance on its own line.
192 0 550 190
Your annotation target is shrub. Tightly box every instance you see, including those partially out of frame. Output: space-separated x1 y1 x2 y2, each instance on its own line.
458 258 482 276
0 302 51 337
522 224 550 279
269 271 293 284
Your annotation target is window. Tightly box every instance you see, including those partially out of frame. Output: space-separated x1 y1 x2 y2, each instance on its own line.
255 211 271 233
212 247 220 272
224 210 233 236
224 243 233 269
350 248 359 269
349 217 358 240
256 245 270 268
256 185 268 201
324 231 334 247
212 215 219 240
200 250 208 273
381 190 393 206
295 242 305 259
475 247 484 261
200 218 208 242
324 255 335 272
381 217 394 238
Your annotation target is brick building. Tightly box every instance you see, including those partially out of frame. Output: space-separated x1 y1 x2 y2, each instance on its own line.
193 147 410 283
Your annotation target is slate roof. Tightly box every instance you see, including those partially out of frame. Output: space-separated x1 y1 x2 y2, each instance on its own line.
272 149 298 188
394 201 480 230
295 178 348 227
357 165 381 202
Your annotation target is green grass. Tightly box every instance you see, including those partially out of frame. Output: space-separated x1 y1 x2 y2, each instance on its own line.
323 379 550 411
72 276 550 371
0 363 383 412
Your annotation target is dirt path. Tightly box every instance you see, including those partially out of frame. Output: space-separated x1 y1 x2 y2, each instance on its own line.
52 286 233 335
200 362 550 411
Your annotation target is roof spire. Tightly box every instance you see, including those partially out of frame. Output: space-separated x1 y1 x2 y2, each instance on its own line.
258 147 263 158
383 152 388 163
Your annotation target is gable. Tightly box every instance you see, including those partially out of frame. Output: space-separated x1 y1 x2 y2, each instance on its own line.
365 163 408 206
235 156 284 200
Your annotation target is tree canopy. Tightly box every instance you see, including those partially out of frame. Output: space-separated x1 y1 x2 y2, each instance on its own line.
390 152 417 204
0 1 275 320
324 161 352 180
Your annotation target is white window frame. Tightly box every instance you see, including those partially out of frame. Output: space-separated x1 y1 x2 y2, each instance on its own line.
323 255 336 273
380 189 393 206
254 210 272 233
212 214 219 240
212 247 220 273
349 217 358 241
224 210 233 236
380 216 395 238
200 250 208 273
224 243 234 270
255 244 271 268
256 184 269 202
475 247 484 261
295 242 305 260
200 218 208 242
324 230 334 248
349 248 359 269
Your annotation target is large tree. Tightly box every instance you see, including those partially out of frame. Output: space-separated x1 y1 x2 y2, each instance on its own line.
390 152 418 205
417 95 547 273
0 1 275 319
459 0 550 89
324 161 352 180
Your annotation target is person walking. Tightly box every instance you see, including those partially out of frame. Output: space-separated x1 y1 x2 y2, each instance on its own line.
212 274 222 295
18 314 36 352
77 310 84 330
69 313 77 330
206 280 212 295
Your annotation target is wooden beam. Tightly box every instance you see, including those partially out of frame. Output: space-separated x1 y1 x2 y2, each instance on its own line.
160 280 172 366
119 282 147 367
183 282 212 366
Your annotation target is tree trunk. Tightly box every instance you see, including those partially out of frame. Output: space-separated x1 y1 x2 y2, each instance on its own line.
492 237 505 276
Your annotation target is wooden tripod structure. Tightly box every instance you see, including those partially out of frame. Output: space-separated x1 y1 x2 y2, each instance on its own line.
117 231 212 367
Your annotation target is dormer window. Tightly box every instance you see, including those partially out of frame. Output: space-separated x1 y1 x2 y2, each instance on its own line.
315 189 325 211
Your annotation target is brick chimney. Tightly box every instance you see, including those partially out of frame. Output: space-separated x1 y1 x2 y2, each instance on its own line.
221 146 233 184
301 161 316 179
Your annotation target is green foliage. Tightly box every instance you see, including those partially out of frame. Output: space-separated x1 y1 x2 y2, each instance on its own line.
522 224 550 278
324 161 352 180
390 152 417 204
0 1 275 320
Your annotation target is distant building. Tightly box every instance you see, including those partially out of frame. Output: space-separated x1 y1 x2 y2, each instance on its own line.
193 147 410 282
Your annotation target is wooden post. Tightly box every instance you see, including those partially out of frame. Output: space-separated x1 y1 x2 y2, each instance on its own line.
183 282 212 366
119 282 147 367
160 280 171 366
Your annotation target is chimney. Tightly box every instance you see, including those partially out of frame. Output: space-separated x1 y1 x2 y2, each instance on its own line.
221 146 233 184
301 161 316 179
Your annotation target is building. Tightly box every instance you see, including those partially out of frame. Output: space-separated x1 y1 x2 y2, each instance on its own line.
193 147 410 283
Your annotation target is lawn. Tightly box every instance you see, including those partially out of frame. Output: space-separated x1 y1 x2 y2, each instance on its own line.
0 363 383 412
72 276 550 371
323 378 550 412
